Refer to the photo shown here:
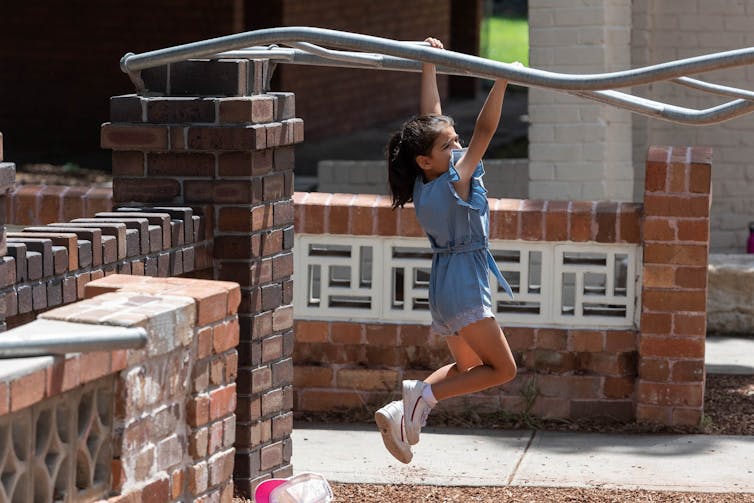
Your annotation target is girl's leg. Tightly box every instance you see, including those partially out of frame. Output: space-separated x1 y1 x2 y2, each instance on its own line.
401 318 515 444
423 334 483 386
428 317 516 401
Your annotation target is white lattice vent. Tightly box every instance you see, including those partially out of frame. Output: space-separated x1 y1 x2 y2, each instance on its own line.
0 376 113 503
295 235 640 329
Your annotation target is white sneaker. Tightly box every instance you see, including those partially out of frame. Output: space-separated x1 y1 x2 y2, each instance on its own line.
374 401 413 464
402 380 432 445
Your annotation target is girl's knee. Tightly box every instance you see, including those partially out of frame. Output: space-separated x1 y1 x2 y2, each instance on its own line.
506 361 518 382
494 359 517 385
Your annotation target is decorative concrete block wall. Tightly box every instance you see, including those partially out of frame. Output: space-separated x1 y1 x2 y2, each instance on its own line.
100 58 300 496
293 192 642 422
0 275 240 503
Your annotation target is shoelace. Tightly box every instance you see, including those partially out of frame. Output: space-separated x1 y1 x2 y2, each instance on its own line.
419 403 430 426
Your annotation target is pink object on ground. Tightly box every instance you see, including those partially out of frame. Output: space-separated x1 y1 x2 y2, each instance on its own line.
254 478 288 503
254 473 333 503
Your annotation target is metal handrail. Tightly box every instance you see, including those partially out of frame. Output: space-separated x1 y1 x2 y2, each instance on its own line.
120 26 754 125
0 327 147 358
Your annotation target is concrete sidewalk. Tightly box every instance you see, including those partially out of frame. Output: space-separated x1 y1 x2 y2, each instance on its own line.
706 335 754 375
291 426 754 492
291 336 754 493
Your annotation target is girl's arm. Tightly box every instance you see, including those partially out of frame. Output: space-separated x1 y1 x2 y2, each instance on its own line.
452 78 509 200
420 37 443 115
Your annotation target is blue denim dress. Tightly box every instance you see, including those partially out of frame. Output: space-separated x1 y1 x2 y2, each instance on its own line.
413 149 513 335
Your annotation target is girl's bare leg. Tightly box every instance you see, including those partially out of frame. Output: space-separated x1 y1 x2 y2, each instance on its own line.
428 317 516 401
423 334 483 385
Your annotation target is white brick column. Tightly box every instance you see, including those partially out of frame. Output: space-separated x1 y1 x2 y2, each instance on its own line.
631 0 754 252
528 0 633 201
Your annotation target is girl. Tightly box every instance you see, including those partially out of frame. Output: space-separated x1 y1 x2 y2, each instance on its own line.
374 38 519 464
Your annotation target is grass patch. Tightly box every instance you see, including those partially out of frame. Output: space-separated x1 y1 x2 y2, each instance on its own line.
481 16 529 66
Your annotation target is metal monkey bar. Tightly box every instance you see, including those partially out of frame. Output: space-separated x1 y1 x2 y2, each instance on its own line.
120 26 754 125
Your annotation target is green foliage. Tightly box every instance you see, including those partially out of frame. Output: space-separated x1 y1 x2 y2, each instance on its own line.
481 16 529 66
518 376 541 428
699 413 714 432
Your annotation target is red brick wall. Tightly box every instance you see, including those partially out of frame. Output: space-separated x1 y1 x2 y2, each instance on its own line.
82 276 240 503
294 193 641 242
2 1 454 161
0 197 212 331
294 322 638 421
0 1 237 161
0 277 240 503
6 185 113 227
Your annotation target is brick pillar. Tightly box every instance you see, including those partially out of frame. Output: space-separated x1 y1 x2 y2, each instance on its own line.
637 145 712 426
0 132 17 331
101 59 302 496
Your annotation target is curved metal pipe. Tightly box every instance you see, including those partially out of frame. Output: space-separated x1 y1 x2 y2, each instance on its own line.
572 91 754 125
286 41 383 66
121 26 754 91
120 26 754 125
673 76 754 101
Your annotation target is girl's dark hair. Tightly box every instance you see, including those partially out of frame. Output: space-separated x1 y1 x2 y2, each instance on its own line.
387 114 454 208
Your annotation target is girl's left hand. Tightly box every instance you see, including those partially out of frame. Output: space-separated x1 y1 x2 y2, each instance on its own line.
497 61 524 84
425 37 444 50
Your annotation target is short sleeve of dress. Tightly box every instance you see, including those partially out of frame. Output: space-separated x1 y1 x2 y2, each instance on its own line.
446 148 488 211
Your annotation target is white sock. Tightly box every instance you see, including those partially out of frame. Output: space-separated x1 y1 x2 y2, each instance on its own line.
422 384 438 408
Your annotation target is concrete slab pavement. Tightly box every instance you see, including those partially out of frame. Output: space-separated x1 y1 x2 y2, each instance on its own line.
514 431 754 492
292 425 531 486
291 426 754 492
706 335 754 374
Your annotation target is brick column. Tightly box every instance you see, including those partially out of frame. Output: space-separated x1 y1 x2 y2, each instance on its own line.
528 0 634 201
0 132 17 331
100 59 302 496
637 145 712 426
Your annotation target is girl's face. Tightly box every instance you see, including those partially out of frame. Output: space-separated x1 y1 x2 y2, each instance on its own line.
417 125 462 181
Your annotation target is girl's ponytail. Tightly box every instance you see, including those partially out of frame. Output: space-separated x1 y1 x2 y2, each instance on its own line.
387 130 415 208
386 114 453 209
